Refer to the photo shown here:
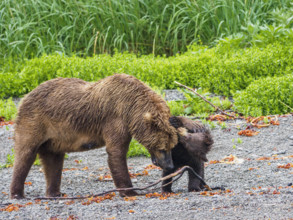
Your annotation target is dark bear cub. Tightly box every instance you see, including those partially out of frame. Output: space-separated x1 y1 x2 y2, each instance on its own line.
162 116 213 193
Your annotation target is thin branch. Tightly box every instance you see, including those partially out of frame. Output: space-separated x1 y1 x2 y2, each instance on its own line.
34 166 211 200
278 100 293 112
174 81 235 118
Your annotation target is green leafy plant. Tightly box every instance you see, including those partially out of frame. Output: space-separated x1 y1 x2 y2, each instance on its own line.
0 98 17 120
0 149 15 169
127 140 150 158
237 138 243 144
1 40 293 99
0 151 69 168
179 89 232 115
233 74 293 116
167 100 185 116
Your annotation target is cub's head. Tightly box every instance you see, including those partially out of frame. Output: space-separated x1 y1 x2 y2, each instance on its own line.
170 116 213 162
177 127 213 162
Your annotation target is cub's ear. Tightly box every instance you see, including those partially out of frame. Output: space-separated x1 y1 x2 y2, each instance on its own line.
177 127 188 138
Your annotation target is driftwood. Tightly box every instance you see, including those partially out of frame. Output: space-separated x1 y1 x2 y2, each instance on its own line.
174 81 235 118
34 166 211 200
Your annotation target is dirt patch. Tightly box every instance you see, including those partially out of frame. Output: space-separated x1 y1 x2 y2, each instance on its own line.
0 115 292 219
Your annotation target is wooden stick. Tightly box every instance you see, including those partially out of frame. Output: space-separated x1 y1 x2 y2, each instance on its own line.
278 100 293 112
34 166 211 200
174 81 235 118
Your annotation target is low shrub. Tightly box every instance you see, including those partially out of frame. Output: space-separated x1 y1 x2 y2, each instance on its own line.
1 41 293 98
0 42 293 97
167 89 232 116
127 140 150 158
0 98 17 120
233 74 293 116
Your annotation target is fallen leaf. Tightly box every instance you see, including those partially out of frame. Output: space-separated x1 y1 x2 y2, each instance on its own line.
65 200 75 205
272 190 280 195
256 157 271 161
144 164 161 170
124 196 137 202
238 129 259 136
0 204 24 212
277 163 293 169
208 114 228 121
67 215 78 220
81 193 115 205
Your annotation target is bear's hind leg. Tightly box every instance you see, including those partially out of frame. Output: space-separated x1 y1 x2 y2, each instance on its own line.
38 146 65 197
10 140 40 199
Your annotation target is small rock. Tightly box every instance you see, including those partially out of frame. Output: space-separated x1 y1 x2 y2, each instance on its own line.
163 90 186 101
289 136 293 140
290 143 293 146
273 150 287 155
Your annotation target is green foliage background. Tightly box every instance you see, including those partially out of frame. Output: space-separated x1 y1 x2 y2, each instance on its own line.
1 0 292 58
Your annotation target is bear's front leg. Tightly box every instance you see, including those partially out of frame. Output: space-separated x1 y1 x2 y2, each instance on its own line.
161 170 174 193
107 147 138 197
104 122 137 197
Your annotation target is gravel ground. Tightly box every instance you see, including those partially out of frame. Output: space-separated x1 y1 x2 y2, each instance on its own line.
0 95 292 219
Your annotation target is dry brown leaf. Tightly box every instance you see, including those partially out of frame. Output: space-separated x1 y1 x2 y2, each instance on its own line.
144 164 161 170
124 196 137 202
277 163 293 169
238 129 259 136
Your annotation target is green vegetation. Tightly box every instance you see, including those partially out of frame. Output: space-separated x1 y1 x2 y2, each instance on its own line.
127 140 150 158
0 98 17 120
0 150 65 169
233 74 293 116
167 89 232 116
0 149 15 169
1 41 293 98
1 0 292 59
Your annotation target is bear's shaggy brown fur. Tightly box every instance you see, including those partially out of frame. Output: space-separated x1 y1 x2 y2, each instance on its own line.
162 116 213 193
10 74 178 199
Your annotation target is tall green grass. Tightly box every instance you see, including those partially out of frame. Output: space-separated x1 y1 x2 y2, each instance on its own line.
1 0 292 59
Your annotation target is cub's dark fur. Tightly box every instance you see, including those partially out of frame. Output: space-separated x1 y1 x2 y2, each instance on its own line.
162 116 213 192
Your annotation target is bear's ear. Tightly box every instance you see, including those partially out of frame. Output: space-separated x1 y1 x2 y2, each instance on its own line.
143 112 153 123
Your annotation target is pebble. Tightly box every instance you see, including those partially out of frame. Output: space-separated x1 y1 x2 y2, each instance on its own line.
163 90 186 101
289 136 293 140
273 150 287 155
0 131 4 136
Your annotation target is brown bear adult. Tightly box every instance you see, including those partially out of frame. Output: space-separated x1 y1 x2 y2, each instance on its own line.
10 74 178 199
162 116 213 193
